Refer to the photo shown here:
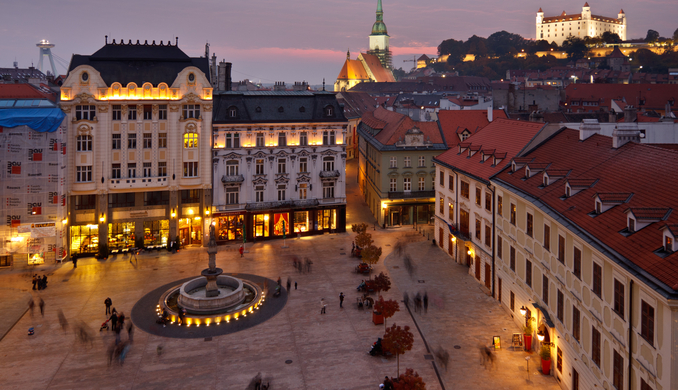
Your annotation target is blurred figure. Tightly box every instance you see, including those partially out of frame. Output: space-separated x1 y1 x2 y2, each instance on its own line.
484 346 496 370
57 309 69 331
38 298 45 316
28 299 35 316
403 292 410 309
403 254 416 278
423 291 429 314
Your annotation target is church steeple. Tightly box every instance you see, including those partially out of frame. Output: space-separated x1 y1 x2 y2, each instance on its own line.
371 0 388 35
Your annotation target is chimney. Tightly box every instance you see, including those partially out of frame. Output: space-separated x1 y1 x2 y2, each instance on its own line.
274 82 286 91
529 111 544 122
579 119 601 140
663 100 676 121
612 122 640 148
217 61 232 91
608 110 617 123
624 105 637 123
487 106 493 122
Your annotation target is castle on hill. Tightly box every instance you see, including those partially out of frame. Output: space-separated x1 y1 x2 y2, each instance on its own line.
537 2 626 46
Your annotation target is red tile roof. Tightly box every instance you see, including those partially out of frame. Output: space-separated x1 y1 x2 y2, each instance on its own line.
435 118 546 181
0 83 54 100
493 129 678 293
565 84 678 113
627 208 671 221
597 192 633 204
438 109 507 148
336 59 369 81
360 53 395 83
361 107 443 146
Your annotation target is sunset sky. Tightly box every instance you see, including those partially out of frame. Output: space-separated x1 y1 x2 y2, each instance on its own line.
1 0 676 85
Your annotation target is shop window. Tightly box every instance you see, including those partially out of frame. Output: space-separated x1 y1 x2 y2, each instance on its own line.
216 215 243 241
254 214 270 237
75 194 96 210
180 190 200 204
70 225 99 255
143 220 169 247
294 211 309 233
318 209 336 230
108 192 135 208
274 213 290 235
108 222 135 252
144 191 169 206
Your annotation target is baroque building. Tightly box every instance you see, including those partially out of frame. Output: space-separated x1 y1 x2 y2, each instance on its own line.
537 3 626 46
60 39 213 257
211 91 347 244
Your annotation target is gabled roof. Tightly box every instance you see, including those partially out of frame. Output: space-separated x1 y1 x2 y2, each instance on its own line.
359 107 443 146
68 40 210 86
492 129 678 295
336 59 370 81
434 118 545 181
438 109 507 148
336 91 377 119
359 53 395 83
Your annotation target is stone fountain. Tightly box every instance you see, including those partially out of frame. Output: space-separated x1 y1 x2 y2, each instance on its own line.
176 224 247 314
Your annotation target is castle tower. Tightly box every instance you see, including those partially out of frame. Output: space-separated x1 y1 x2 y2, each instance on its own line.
367 0 392 70
618 9 627 40
36 40 58 77
536 8 544 40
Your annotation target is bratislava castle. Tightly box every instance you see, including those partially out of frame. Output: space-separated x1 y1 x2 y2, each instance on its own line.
536 2 626 46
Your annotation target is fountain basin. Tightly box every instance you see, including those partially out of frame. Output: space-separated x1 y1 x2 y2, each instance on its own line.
178 275 246 314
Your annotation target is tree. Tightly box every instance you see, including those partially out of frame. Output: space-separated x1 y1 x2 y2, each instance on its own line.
355 231 374 249
463 35 488 58
562 37 588 60
486 30 526 56
437 38 465 65
392 368 426 390
601 31 622 44
673 28 678 42
360 244 382 269
374 296 399 329
351 223 368 234
382 324 414 377
372 272 392 296
645 29 660 43
392 67 406 81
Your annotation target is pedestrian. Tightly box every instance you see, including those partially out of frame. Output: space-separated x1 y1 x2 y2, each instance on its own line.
41 275 48 290
131 249 137 261
414 292 422 313
32 274 38 290
118 312 125 329
110 310 118 331
28 299 35 316
105 297 112 315
294 281 297 290
277 276 281 286
403 292 410 308
383 376 394 390
57 309 68 331
423 291 429 314
38 297 44 316
114 323 122 345
72 256 78 268
178 308 185 325
127 321 134 343
239 245 244 257
320 298 326 314
286 278 291 294
339 292 345 308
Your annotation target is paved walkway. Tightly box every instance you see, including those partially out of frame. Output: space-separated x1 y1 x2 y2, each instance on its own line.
0 159 558 390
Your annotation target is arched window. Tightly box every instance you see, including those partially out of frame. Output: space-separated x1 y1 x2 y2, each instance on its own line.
76 135 92 151
183 132 198 148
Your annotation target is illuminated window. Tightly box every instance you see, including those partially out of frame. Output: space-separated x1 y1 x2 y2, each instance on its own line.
183 133 198 148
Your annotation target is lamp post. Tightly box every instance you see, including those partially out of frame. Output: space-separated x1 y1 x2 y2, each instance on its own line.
520 305 534 351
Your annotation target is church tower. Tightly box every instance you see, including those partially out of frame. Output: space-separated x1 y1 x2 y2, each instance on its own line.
368 0 392 70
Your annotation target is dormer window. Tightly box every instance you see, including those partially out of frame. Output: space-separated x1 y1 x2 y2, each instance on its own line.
628 218 635 233
324 105 334 117
228 106 238 118
666 236 673 253
543 175 549 187
525 168 531 179
566 185 572 198
596 201 602 214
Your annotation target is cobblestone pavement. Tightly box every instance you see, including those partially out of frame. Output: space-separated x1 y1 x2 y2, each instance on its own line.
0 159 558 390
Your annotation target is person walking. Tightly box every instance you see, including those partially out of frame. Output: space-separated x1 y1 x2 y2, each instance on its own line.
105 297 112 315
320 298 326 314
41 275 48 290
239 246 244 257
423 291 429 314
28 299 35 316
286 278 291 294
339 292 345 308
127 321 134 343
114 321 122 345
118 312 125 330
294 281 297 290
72 256 78 268
32 274 38 290
110 310 118 331
38 298 44 316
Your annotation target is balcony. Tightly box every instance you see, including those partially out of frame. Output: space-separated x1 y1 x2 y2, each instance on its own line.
221 174 244 184
245 199 319 210
319 170 340 178
388 190 435 200
109 177 168 190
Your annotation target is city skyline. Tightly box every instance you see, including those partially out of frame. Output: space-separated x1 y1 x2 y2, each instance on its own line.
1 0 676 84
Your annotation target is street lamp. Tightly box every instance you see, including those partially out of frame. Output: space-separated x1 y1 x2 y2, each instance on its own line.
520 305 527 317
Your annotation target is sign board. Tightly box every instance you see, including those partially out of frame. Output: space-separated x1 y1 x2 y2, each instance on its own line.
493 336 501 349
129 211 149 218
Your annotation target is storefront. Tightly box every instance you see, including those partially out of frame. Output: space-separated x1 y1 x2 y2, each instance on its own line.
273 213 290 236
179 217 202 246
215 214 244 243
144 220 169 248
70 224 99 255
385 203 434 227
294 211 310 233
108 222 135 253
253 213 270 238
317 209 336 231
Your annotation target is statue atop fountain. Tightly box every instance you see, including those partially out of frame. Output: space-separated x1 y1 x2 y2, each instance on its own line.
201 224 222 297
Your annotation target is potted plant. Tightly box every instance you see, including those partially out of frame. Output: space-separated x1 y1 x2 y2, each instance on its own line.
523 322 533 351
539 344 551 375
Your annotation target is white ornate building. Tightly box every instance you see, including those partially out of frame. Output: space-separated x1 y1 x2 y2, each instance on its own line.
60 39 213 256
536 3 626 46
211 91 348 243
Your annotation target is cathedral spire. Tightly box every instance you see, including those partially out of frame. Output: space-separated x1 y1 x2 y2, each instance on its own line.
371 0 387 35
376 0 383 20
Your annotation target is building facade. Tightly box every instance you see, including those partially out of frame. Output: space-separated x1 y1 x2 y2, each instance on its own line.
211 91 348 244
537 3 626 46
60 40 213 257
492 129 678 390
358 107 446 227
0 84 66 266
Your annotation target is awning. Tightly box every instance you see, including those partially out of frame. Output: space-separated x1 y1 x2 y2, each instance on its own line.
532 302 555 328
